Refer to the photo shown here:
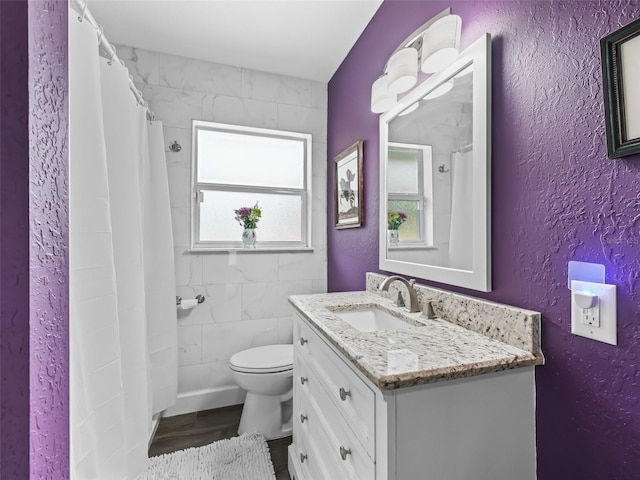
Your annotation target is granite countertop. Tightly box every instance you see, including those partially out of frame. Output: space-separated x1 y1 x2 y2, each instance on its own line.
289 291 543 390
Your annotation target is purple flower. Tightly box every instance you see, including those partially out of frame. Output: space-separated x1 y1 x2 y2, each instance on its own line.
398 211 407 220
235 207 252 217
234 202 262 229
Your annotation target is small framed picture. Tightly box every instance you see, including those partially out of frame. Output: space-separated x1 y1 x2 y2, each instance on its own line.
334 141 363 229
601 16 640 158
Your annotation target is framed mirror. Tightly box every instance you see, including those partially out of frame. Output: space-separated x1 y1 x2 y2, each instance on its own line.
379 33 491 292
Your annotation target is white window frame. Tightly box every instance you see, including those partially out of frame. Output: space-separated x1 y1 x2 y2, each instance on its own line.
190 120 312 251
387 142 434 248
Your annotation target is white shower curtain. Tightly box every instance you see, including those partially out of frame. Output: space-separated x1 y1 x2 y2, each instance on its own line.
142 123 178 414
99 55 153 476
448 150 473 270
70 14 177 480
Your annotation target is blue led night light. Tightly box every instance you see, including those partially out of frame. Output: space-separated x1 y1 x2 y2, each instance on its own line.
567 261 605 289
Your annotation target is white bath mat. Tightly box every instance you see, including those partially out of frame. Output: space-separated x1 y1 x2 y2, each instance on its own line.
140 432 276 480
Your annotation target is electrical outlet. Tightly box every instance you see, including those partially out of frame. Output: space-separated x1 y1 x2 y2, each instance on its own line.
582 306 600 327
571 280 617 345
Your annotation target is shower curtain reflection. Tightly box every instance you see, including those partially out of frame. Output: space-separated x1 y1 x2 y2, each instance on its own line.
448 150 473 270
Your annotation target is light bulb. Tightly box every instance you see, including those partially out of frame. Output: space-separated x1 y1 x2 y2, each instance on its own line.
371 76 397 113
387 47 418 94
421 15 462 73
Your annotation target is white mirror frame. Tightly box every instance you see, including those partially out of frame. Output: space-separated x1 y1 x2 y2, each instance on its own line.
379 33 492 292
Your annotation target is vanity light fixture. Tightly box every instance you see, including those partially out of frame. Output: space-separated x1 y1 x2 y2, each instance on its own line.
371 75 397 113
387 47 419 93
421 14 462 73
370 8 462 113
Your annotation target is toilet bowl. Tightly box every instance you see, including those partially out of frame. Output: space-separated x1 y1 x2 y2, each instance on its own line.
230 344 293 439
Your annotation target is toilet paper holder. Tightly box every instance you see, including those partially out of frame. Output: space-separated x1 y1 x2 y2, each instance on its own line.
176 294 205 306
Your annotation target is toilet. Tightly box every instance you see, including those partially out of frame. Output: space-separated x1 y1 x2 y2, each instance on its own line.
229 344 294 439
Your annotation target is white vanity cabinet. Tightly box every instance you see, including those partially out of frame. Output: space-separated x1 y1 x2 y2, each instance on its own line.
288 312 537 480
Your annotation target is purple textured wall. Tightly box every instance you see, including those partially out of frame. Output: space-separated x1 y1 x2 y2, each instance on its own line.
328 1 640 478
28 0 69 477
1 1 30 476
0 0 68 477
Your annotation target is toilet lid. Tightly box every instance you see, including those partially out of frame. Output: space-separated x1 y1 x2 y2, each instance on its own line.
229 344 293 373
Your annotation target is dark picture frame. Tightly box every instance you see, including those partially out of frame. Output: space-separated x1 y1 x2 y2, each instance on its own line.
601 16 640 158
334 141 364 229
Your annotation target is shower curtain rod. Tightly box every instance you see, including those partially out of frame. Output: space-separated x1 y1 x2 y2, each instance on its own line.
70 0 156 121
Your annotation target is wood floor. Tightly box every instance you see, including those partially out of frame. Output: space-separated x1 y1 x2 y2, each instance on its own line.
149 404 292 480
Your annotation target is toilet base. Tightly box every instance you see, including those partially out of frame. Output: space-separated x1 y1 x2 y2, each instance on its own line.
238 392 293 440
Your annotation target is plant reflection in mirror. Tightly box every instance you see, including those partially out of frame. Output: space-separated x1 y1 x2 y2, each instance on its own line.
388 211 407 230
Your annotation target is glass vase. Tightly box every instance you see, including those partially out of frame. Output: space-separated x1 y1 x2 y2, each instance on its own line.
242 228 257 248
388 230 399 246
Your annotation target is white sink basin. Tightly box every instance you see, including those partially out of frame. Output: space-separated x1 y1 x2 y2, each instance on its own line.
335 308 412 332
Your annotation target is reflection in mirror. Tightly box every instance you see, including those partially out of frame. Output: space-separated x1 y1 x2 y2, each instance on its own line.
387 66 473 269
387 143 432 246
379 33 490 292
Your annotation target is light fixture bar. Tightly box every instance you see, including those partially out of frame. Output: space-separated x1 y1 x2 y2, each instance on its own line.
386 8 452 60
370 7 461 114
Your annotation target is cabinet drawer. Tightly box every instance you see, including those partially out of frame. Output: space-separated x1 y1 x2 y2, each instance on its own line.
295 354 375 479
292 422 332 480
294 384 347 480
295 315 375 457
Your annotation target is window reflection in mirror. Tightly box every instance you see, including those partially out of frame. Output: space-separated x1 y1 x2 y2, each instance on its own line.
386 64 473 270
387 143 433 245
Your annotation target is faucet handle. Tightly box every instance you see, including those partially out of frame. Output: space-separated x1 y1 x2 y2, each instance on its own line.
409 279 416 287
394 291 405 308
423 300 437 320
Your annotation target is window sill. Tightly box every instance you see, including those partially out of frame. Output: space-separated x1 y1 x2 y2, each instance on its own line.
188 246 315 254
388 244 438 251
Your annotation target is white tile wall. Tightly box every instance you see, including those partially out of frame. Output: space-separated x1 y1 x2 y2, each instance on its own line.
117 46 328 406
202 94 279 129
158 53 242 96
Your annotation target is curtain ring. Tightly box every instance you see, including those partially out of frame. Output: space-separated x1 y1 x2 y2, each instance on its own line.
108 48 117 66
96 24 104 45
78 0 88 22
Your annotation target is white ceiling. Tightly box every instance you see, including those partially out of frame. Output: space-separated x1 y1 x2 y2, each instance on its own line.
88 0 383 82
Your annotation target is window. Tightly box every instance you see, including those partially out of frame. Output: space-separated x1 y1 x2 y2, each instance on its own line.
191 121 312 250
387 143 433 246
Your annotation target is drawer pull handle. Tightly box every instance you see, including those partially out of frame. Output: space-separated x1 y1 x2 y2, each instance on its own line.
339 387 351 401
300 376 308 385
339 446 351 460
300 413 308 423
300 452 308 463
299 337 308 346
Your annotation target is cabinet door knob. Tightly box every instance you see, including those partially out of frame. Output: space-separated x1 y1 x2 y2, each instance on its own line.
299 337 308 346
300 413 308 423
300 376 308 385
300 452 308 463
339 446 351 460
339 387 351 401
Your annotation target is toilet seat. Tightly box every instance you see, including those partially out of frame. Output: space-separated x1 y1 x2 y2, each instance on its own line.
229 344 293 374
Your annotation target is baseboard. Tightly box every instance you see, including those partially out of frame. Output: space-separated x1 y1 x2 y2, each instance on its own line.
163 385 246 417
